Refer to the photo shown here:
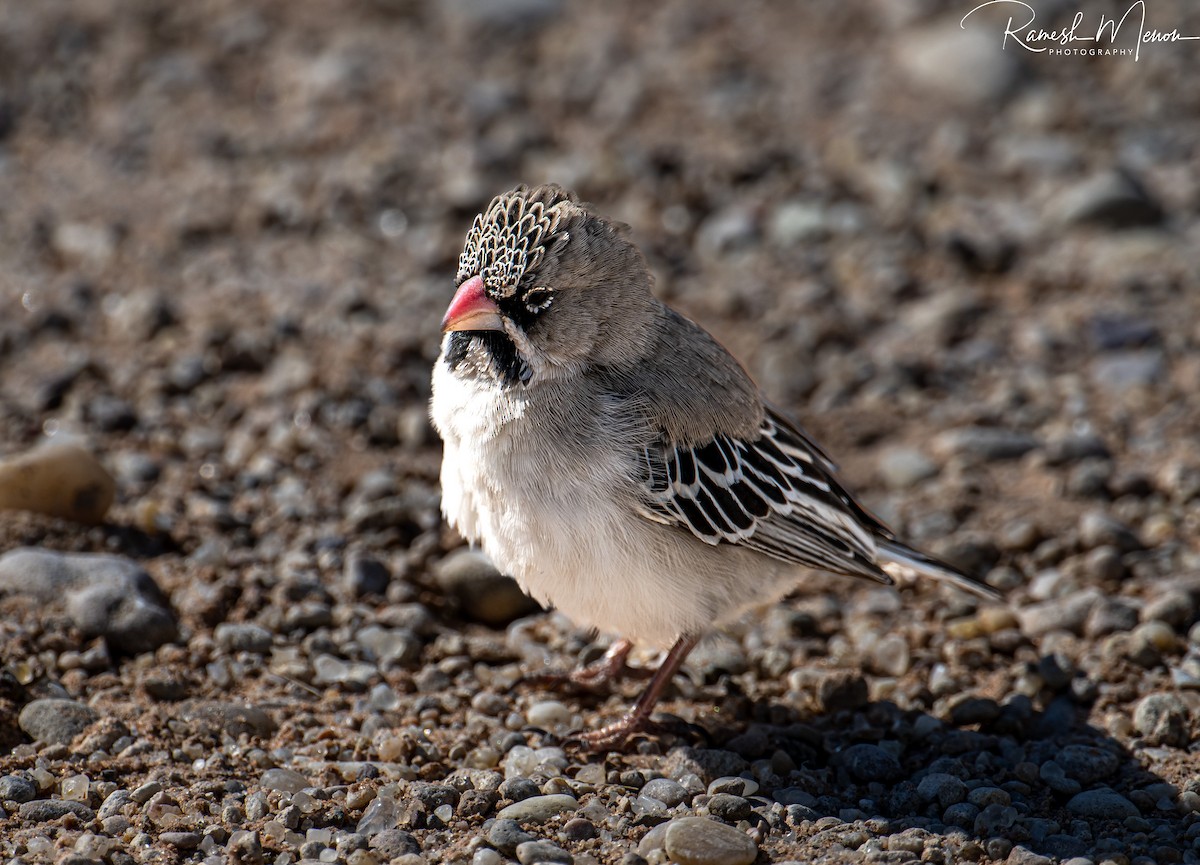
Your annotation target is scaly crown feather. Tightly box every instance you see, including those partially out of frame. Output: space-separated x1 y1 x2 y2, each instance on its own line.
456 185 578 297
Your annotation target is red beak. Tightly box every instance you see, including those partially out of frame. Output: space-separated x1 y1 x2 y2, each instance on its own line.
441 275 504 333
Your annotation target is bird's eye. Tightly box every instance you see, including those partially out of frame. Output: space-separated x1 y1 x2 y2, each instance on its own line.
524 288 553 312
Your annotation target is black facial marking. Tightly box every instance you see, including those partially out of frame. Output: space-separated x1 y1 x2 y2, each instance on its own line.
445 331 526 388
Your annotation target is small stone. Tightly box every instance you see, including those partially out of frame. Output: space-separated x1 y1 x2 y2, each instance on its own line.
664 816 757 865
1007 848 1053 865
839 744 902 783
1091 351 1164 394
932 427 1038 462
561 817 596 840
1142 591 1195 629
1055 169 1164 229
516 840 572 864
1078 511 1142 552
344 553 391 598
867 633 911 677
916 773 967 809
1133 693 1189 746
974 803 1018 835
894 19 1021 104
525 701 572 729
18 799 96 822
1018 589 1101 638
357 796 401 836
17 699 98 744
1066 789 1138 820
486 818 536 855
876 446 939 490
1039 761 1081 796
260 768 310 794
706 793 751 821
367 828 420 858
0 548 177 654
1056 745 1120 785
182 702 275 738
433 549 540 626
0 775 38 803
496 793 578 823
214 623 274 654
0 442 116 524
159 832 201 849
662 748 750 786
1085 598 1139 638
640 778 687 808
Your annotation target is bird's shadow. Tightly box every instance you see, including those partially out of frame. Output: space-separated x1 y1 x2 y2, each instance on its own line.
531 680 1189 862
689 693 1184 861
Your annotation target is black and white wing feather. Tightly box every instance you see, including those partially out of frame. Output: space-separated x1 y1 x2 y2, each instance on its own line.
636 409 894 585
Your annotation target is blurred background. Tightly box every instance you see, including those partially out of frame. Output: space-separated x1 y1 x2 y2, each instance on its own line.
2 0 1197 554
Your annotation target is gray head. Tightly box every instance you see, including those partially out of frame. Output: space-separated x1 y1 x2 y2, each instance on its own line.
442 185 658 383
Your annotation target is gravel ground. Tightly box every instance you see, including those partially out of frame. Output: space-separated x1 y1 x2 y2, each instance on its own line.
2 1 1199 863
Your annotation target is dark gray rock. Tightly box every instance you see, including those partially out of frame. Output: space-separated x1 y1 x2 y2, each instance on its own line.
344 553 391 597
516 840 573 865
840 744 902 783
1066 789 1138 820
486 818 536 854
368 828 420 857
18 799 96 822
1056 169 1164 229
0 774 38 803
18 698 99 744
663 748 750 786
432 549 540 626
0 548 177 654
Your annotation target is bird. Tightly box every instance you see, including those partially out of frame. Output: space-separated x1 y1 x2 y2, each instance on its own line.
430 184 1001 750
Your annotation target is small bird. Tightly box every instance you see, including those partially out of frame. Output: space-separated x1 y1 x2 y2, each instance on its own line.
430 184 999 750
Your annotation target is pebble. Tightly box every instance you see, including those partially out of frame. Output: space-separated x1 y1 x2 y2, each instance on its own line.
877 446 939 489
663 816 758 865
344 553 391 597
663 748 750 785
525 700 572 729
932 426 1038 463
496 793 579 823
261 767 310 794
1039 761 1081 796
1091 350 1164 394
1133 693 1189 746
357 795 400 836
18 799 96 822
894 19 1021 105
17 698 99 744
433 549 540 626
706 793 751 821
0 775 38 803
916 773 967 808
1056 745 1120 784
368 829 421 857
486 818 536 854
1054 169 1164 229
1066 789 1139 820
0 547 178 654
839 744 902 783
640 778 688 808
1084 598 1139 638
215 623 274 654
0 442 116 524
516 840 572 864
1018 590 1101 638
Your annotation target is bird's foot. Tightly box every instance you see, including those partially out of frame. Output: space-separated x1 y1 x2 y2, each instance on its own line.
563 712 707 753
521 639 635 692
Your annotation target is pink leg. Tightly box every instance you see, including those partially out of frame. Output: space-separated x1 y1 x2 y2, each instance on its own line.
571 634 700 752
523 638 635 691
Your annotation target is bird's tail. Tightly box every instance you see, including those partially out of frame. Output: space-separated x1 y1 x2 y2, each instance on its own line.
878 540 1003 601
